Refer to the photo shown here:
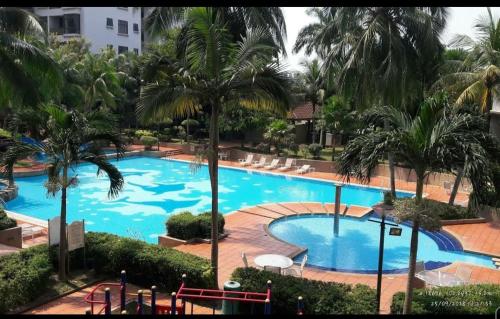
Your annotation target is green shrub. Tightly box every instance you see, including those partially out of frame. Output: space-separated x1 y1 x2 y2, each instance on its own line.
231 267 376 315
288 143 299 156
140 136 158 150
85 232 214 291
308 143 323 159
0 245 52 313
395 198 477 220
0 209 17 231
135 129 154 138
158 134 171 142
166 211 224 240
299 144 309 159
391 284 500 314
383 191 394 206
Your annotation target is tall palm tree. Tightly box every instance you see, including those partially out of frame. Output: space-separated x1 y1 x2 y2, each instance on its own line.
295 7 448 197
0 7 62 106
337 95 498 314
2 105 124 281
434 8 500 121
137 7 291 286
144 7 287 55
299 59 325 143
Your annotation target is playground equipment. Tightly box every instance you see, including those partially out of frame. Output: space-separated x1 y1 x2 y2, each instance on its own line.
84 270 277 315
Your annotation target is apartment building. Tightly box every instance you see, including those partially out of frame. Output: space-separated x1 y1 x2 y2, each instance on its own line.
32 7 142 54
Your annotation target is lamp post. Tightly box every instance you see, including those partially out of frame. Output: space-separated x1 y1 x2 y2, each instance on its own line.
369 203 401 313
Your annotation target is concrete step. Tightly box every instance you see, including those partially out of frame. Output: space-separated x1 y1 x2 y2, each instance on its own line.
163 149 184 158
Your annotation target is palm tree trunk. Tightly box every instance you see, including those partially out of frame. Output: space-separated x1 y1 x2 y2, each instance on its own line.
449 167 464 205
311 103 316 143
58 165 68 281
403 176 424 314
7 162 14 188
384 119 396 198
208 103 219 288
186 116 190 143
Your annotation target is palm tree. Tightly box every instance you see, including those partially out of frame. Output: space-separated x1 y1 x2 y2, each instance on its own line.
0 7 62 106
2 105 124 281
137 7 291 286
434 8 500 122
298 59 325 143
144 7 287 55
337 95 498 314
295 7 448 198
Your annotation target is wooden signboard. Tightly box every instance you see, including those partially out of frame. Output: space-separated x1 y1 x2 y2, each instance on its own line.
67 220 85 251
48 216 61 246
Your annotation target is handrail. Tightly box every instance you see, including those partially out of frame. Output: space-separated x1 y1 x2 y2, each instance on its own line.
84 282 122 314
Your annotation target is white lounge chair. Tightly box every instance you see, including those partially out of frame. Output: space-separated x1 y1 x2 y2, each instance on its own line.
264 159 280 170
238 154 254 166
252 157 267 168
241 252 249 268
20 224 45 240
296 164 315 174
277 158 295 171
283 254 307 278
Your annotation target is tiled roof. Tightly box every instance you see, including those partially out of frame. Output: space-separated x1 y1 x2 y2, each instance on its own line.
287 102 322 120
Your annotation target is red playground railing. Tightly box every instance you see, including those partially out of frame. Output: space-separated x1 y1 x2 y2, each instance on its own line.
84 270 304 315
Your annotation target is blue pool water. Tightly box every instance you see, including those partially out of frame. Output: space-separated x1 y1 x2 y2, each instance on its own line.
6 156 412 243
269 215 495 272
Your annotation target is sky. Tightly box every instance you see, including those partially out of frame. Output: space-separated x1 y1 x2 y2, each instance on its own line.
282 7 500 71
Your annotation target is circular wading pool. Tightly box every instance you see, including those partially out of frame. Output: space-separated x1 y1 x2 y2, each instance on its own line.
268 214 495 273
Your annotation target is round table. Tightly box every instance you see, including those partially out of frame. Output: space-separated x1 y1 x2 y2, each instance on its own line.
254 254 294 269
415 270 464 287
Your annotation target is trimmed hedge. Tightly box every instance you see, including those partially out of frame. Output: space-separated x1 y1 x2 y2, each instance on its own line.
85 232 214 290
231 267 377 314
0 245 52 313
0 209 17 231
391 284 500 314
166 211 224 240
140 136 158 150
421 199 477 220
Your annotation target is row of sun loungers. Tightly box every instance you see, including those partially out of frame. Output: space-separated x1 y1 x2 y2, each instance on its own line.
238 154 315 174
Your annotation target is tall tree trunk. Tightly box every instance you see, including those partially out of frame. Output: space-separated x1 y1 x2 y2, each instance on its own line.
384 119 396 198
311 103 316 143
58 166 68 281
186 116 190 143
207 103 219 288
7 162 14 188
449 167 464 205
403 176 424 314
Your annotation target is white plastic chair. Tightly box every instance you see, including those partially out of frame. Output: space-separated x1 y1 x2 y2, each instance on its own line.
296 164 314 174
283 255 307 278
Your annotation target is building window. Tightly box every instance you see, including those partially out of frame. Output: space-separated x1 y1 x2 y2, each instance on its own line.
118 20 128 35
133 23 139 33
118 46 128 54
64 14 80 34
106 18 113 28
133 48 139 54
39 16 48 32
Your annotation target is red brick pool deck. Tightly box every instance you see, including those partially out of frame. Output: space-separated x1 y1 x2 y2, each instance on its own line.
6 150 499 314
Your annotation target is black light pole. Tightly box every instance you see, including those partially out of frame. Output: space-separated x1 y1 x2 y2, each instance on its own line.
370 204 401 313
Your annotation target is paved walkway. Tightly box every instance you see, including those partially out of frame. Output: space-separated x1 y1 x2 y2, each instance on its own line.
173 202 500 314
26 281 220 315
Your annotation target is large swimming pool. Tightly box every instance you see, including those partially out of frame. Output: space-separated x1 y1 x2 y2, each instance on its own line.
6 156 412 243
269 215 495 272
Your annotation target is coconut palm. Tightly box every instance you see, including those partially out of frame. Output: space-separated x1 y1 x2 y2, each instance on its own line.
297 59 325 143
337 95 498 314
2 105 124 281
137 7 291 286
144 7 287 55
434 8 500 119
0 7 62 106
